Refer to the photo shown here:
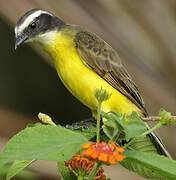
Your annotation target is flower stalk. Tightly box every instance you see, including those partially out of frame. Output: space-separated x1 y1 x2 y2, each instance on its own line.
88 162 101 180
96 102 101 143
95 88 111 143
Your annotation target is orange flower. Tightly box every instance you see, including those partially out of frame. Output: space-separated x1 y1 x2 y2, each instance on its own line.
65 154 106 180
82 141 126 165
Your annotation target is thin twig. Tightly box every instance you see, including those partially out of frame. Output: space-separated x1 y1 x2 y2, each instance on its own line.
142 116 176 122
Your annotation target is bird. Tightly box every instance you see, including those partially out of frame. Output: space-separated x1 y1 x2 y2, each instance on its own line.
14 9 171 160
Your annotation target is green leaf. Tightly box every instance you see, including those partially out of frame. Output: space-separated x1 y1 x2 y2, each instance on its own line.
26 122 42 128
102 123 116 140
0 125 88 168
0 156 8 169
6 159 35 180
121 150 176 179
0 164 38 180
102 111 147 141
57 160 75 180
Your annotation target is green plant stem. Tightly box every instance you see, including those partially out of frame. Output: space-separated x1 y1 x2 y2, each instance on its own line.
96 101 101 143
123 122 163 149
78 176 84 180
141 122 163 137
88 162 101 180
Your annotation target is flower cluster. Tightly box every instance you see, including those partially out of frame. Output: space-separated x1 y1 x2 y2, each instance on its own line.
65 154 106 180
95 88 111 103
82 141 126 165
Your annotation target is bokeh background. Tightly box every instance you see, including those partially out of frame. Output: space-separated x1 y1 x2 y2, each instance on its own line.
0 0 176 179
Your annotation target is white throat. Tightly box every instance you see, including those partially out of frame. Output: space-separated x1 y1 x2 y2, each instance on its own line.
27 30 57 46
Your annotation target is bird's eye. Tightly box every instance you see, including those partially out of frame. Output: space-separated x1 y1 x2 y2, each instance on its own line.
30 22 37 29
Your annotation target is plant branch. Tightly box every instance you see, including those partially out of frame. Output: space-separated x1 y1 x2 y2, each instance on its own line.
142 116 161 122
142 116 176 124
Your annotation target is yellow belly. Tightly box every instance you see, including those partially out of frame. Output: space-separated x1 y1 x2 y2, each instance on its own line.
44 30 141 115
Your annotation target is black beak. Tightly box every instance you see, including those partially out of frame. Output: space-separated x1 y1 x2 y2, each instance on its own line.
15 34 28 50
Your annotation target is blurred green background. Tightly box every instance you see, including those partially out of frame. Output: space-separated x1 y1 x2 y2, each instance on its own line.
0 0 176 179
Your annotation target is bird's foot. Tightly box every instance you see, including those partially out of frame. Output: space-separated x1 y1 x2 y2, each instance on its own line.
65 117 104 142
65 117 95 130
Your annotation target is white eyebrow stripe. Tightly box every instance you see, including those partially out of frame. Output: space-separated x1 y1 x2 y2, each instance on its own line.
16 10 52 36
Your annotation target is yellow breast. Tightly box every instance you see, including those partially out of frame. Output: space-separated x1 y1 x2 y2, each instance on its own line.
44 29 141 115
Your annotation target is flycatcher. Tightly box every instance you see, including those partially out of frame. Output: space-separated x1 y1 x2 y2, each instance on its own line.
14 9 171 158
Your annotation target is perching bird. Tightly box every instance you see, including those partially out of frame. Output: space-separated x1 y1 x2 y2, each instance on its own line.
14 9 171 161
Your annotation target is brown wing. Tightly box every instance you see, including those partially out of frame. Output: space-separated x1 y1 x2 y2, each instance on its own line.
74 31 147 116
74 30 172 158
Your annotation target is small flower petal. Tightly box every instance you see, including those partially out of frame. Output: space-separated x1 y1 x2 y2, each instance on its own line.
108 156 116 165
82 142 92 149
98 153 108 163
65 154 106 179
82 141 126 165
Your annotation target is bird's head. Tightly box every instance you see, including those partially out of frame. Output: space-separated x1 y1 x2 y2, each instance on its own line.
14 9 65 49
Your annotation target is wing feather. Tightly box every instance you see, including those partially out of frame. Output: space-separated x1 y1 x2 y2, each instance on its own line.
75 31 147 116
